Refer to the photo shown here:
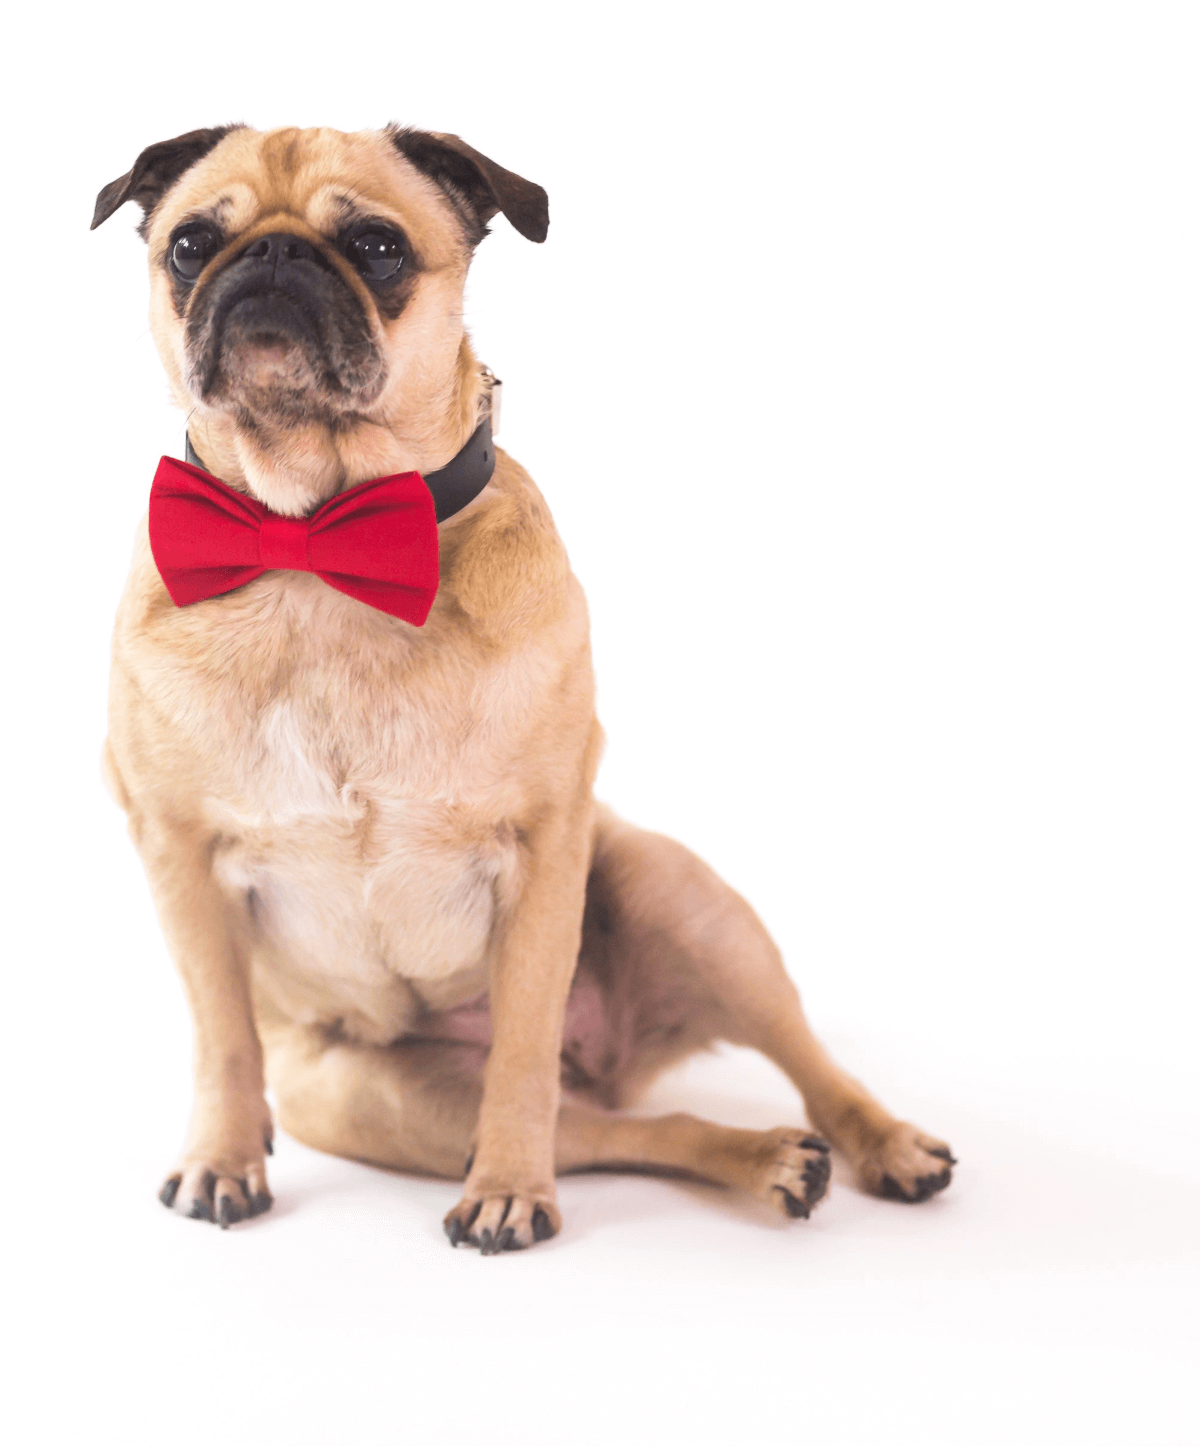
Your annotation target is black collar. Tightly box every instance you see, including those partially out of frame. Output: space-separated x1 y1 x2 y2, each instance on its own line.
184 418 497 525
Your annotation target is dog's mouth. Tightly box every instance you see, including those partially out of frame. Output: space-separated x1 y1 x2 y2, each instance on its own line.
212 292 327 398
184 241 385 419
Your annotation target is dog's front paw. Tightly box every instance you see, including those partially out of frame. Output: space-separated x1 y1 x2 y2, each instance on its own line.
443 1190 561 1254
159 1121 275 1228
856 1122 956 1204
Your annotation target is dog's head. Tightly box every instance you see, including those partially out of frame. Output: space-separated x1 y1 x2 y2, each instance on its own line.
93 126 547 510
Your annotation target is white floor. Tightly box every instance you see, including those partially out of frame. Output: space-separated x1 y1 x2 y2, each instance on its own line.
12 994 1195 1445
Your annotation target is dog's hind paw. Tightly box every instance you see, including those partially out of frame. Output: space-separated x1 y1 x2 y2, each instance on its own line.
855 1123 956 1204
751 1128 832 1219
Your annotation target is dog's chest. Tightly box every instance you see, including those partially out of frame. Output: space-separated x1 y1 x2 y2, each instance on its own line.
189 591 530 1028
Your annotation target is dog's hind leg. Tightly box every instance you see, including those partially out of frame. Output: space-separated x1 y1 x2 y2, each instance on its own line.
260 803 955 1249
262 1023 487 1182
556 1108 833 1220
578 807 956 1204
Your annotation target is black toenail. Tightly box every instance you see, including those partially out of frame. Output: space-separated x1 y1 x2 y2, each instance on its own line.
189 1194 214 1223
479 1228 495 1255
498 1226 516 1252
802 1160 830 1201
217 1193 246 1229
878 1174 910 1202
159 1177 181 1209
775 1186 810 1219
445 1217 465 1247
532 1207 553 1242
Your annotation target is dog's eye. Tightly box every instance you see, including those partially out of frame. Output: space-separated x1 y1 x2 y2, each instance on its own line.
170 226 220 282
348 230 405 282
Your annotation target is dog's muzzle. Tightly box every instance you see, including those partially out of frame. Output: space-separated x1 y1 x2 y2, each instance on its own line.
186 232 384 405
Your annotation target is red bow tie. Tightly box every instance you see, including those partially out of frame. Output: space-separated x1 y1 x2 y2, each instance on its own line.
148 456 440 625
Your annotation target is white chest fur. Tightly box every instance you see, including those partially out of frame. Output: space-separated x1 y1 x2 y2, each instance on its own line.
205 690 524 1039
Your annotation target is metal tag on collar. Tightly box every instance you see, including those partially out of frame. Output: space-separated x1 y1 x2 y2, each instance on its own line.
481 367 502 437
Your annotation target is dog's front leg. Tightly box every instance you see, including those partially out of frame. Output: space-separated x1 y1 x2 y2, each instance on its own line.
137 816 273 1227
444 800 591 1254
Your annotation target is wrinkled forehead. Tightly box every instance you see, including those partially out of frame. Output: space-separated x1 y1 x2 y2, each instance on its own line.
147 126 466 265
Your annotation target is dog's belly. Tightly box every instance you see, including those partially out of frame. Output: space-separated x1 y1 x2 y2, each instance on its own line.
210 792 520 1045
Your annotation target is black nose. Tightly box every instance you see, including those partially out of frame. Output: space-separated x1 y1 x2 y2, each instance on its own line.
241 232 321 274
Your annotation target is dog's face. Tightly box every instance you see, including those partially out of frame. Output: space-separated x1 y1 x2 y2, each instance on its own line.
93 126 547 507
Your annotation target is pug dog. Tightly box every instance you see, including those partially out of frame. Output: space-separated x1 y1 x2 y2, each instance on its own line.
92 124 955 1253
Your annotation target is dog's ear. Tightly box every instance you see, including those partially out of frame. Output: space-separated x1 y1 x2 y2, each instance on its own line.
91 126 241 234
389 128 548 245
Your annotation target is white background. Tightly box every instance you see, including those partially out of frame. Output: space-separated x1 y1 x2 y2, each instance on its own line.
3 2 1197 1442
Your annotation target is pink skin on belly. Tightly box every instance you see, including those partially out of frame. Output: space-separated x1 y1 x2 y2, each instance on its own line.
418 972 616 1081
